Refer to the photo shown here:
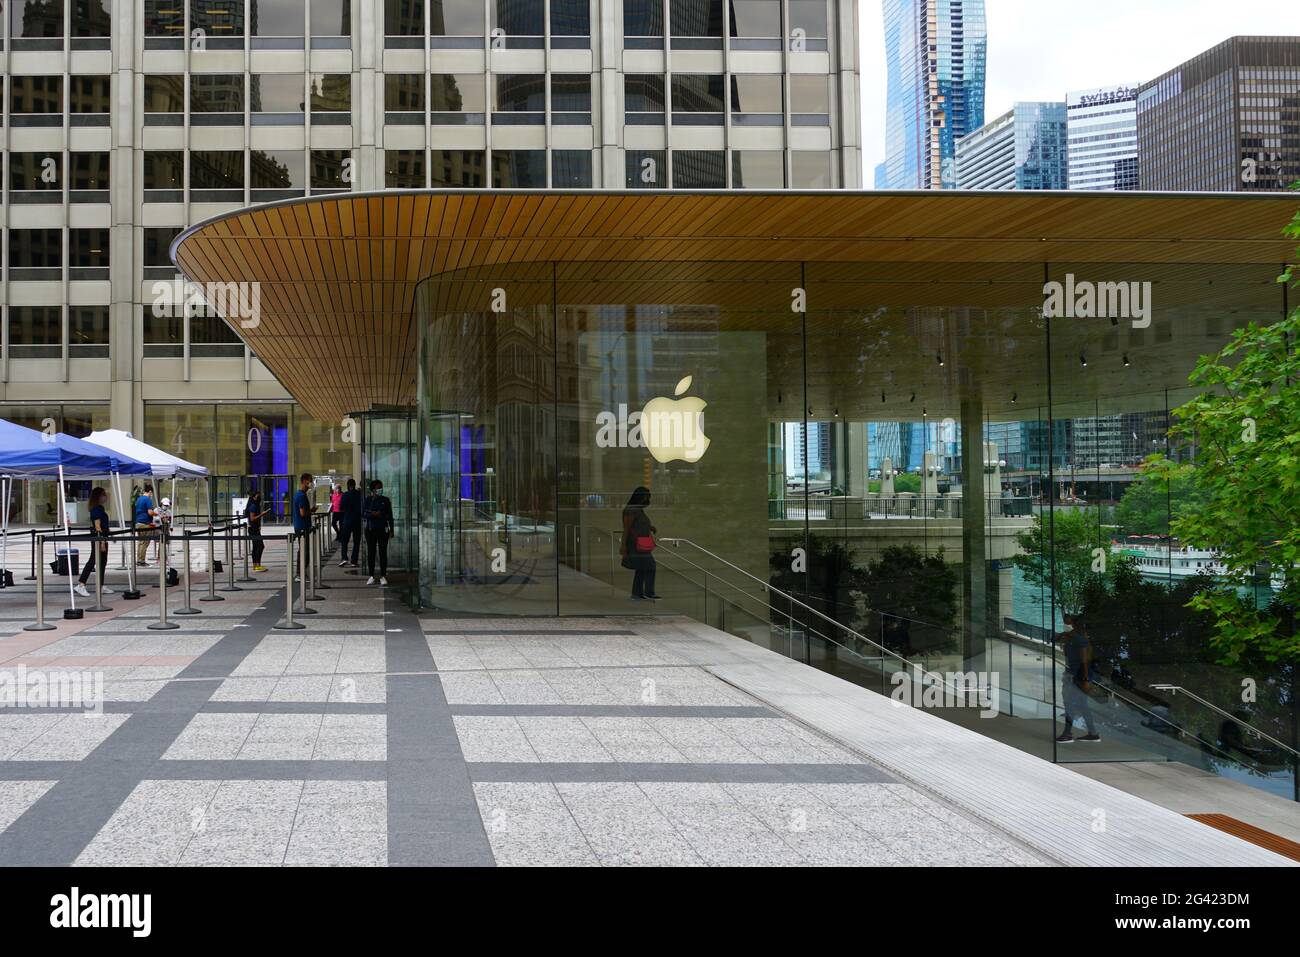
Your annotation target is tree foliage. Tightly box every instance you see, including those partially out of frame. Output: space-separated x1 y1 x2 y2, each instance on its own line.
1010 509 1106 618
1141 200 1300 664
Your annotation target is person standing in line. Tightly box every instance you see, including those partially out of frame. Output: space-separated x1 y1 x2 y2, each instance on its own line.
330 484 343 539
133 482 157 567
337 478 363 568
292 473 317 578
74 487 113 598
245 487 270 572
620 486 660 601
363 479 394 586
1058 616 1102 743
293 473 316 536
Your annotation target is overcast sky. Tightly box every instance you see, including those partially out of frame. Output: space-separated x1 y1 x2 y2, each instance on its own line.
858 0 1300 181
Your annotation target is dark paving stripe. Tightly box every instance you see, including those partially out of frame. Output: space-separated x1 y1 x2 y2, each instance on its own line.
0 762 77 779
0 703 140 715
422 629 637 636
0 588 288 866
386 596 494 867
203 701 387 715
447 704 779 718
151 760 387 780
467 762 896 784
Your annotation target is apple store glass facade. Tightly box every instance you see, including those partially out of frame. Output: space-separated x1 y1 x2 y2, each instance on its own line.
415 256 1296 798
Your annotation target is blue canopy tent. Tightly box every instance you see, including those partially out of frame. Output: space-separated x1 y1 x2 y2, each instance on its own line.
0 419 153 614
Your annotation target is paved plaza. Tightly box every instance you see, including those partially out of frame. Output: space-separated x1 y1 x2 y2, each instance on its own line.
0 536 1290 867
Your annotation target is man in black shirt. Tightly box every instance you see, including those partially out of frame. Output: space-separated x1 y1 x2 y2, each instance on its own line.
337 479 363 568
363 480 394 586
1058 616 1101 743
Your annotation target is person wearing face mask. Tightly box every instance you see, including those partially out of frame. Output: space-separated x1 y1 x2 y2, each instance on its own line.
363 479 394 586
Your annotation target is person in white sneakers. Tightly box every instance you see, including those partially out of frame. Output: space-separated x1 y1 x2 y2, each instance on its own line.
74 487 113 598
362 479 394 586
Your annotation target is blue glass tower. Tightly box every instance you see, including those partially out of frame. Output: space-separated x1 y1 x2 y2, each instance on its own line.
879 0 987 190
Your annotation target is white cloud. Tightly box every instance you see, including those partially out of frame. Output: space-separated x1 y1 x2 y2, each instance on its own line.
858 0 1300 183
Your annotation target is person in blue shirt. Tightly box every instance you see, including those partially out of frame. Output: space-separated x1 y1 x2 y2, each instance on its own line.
292 473 316 535
337 478 363 568
75 487 113 597
362 480 394 586
244 488 270 572
133 482 157 566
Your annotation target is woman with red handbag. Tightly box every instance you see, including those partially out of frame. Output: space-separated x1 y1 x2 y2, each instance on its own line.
620 486 660 601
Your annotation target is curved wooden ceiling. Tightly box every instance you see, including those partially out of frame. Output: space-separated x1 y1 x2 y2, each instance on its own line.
171 189 1299 422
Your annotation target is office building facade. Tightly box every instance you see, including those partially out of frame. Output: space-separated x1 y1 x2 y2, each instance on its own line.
876 0 986 189
955 102 1067 191
1137 35 1300 192
0 0 861 520
1066 84 1138 191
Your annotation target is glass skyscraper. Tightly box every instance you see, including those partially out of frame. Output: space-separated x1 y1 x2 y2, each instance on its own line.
877 0 987 189
955 102 1068 191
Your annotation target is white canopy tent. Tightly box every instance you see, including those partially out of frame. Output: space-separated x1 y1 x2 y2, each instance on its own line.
86 429 211 566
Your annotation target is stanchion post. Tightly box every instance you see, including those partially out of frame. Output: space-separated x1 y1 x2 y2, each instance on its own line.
275 533 304 630
297 532 318 614
220 525 240 592
201 523 224 602
176 528 200 615
238 518 254 582
314 516 331 591
23 534 55 631
87 535 111 613
307 524 324 601
148 529 179 630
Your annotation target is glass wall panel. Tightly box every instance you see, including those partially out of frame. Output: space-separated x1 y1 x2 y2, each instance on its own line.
250 0 304 48
431 149 488 187
190 0 245 48
432 0 484 42
251 74 305 120
623 0 663 47
417 263 558 614
491 150 547 187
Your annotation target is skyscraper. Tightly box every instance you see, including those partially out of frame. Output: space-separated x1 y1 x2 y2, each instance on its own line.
877 0 987 189
955 102 1068 191
1067 85 1139 191
1137 36 1300 192
0 0 862 494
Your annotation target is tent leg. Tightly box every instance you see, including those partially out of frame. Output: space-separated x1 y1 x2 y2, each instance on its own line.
59 465 82 620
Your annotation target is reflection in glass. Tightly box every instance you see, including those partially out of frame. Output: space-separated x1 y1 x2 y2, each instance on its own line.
251 149 304 190
431 150 488 187
190 0 244 44
386 149 426 188
191 150 245 190
250 74 305 114
672 149 726 187
190 75 245 113
385 0 423 35
310 150 351 190
491 150 547 187
732 150 784 188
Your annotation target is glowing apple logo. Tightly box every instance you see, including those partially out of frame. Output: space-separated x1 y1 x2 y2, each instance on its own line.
640 375 710 464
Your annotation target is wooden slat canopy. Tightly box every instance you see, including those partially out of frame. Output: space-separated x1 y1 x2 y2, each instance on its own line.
171 189 1299 422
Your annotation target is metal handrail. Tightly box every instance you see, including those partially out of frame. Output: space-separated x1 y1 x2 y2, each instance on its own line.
657 536 914 670
652 544 868 658
1150 683 1300 760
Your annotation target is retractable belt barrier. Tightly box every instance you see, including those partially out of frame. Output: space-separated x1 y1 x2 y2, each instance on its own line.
17 524 310 633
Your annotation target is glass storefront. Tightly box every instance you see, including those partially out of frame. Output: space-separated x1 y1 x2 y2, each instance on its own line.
144 401 354 521
413 255 1296 799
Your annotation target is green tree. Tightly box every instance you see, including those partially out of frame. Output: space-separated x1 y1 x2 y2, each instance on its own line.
1010 509 1106 618
1114 465 1210 537
1142 201 1300 664
859 544 959 656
